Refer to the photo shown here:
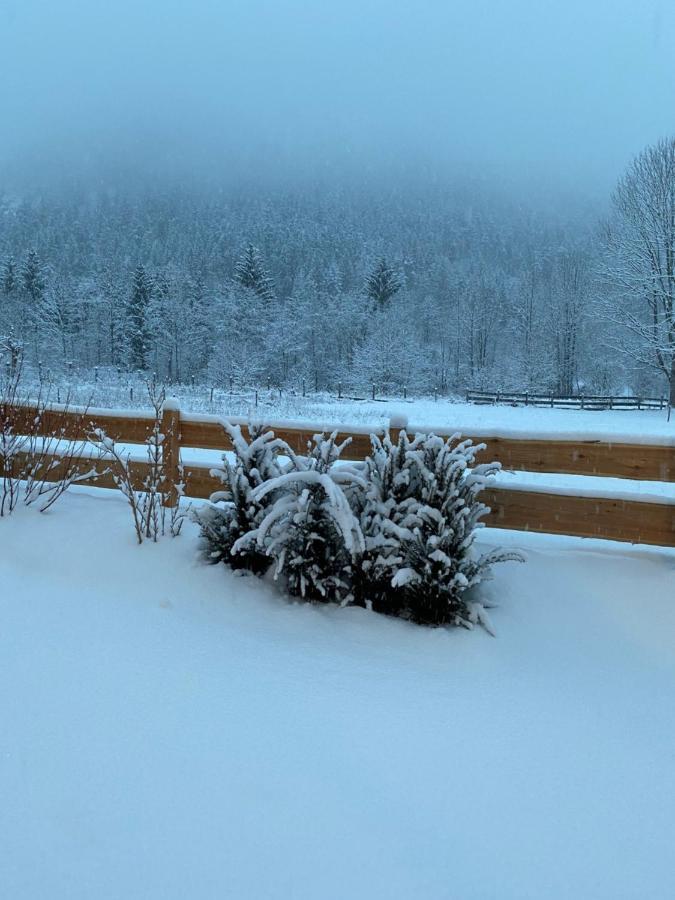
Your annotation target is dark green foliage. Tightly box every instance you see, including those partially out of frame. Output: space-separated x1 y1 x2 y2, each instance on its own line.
240 434 365 605
21 250 45 304
127 265 153 371
358 431 523 628
2 257 16 295
234 243 275 301
365 258 401 308
193 421 288 574
195 423 520 632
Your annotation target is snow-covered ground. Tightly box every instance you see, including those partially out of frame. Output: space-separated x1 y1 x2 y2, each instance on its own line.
2 488 675 899
25 372 675 441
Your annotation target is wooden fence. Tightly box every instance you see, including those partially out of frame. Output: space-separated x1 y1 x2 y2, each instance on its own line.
466 389 667 411
6 403 675 548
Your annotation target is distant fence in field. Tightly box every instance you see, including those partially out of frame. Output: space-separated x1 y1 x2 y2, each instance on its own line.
6 403 675 548
466 389 668 411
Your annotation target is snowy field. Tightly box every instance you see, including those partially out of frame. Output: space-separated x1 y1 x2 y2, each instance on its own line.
22 372 675 441
2 488 675 899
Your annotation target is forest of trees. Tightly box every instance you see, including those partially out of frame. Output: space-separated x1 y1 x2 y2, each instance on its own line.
0 162 669 400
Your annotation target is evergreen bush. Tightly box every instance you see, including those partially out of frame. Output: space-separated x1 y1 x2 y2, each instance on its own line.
234 432 365 604
193 421 289 574
198 422 522 632
358 430 523 629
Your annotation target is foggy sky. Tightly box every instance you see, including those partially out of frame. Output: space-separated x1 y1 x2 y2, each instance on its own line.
1 0 674 196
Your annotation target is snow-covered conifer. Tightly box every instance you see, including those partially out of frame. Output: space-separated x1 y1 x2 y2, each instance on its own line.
21 250 45 305
235 433 365 604
358 430 522 629
194 421 289 573
2 257 16 295
127 265 154 371
234 243 275 302
365 258 401 308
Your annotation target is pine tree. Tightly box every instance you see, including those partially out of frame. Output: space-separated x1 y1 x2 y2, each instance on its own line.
127 265 153 371
21 250 45 304
193 421 289 573
357 430 522 629
39 280 72 358
185 275 211 374
2 257 16 295
235 433 365 605
365 258 402 308
234 243 275 301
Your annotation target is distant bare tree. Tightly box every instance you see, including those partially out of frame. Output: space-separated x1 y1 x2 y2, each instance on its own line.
547 250 588 396
601 137 675 410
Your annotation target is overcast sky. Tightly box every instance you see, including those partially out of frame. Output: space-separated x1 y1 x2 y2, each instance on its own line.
0 0 673 195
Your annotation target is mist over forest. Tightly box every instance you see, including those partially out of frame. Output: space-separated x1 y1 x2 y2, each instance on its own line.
2 0 675 401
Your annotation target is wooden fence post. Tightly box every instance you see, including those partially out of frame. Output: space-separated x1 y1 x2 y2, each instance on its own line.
161 398 181 507
388 413 408 444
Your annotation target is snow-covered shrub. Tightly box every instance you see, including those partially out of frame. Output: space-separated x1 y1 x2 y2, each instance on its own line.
234 432 365 604
0 356 99 516
88 382 187 543
193 420 520 632
357 430 522 629
193 421 290 573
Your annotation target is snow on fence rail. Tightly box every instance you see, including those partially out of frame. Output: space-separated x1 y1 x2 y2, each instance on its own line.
466 389 667 411
6 402 675 548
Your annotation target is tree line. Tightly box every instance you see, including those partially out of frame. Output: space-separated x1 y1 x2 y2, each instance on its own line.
0 145 673 402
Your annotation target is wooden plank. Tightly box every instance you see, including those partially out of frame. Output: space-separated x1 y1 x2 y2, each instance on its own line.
469 437 675 483
8 406 675 484
178 461 675 548
179 463 675 547
11 446 672 548
5 451 153 493
180 417 379 460
483 487 675 548
183 464 222 500
273 426 375 460
179 413 675 482
10 405 155 444
179 418 232 450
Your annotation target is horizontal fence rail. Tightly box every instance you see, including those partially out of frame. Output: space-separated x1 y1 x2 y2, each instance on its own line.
466 389 667 411
4 402 675 548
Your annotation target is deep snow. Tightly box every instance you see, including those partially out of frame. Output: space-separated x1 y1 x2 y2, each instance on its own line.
1 489 675 899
